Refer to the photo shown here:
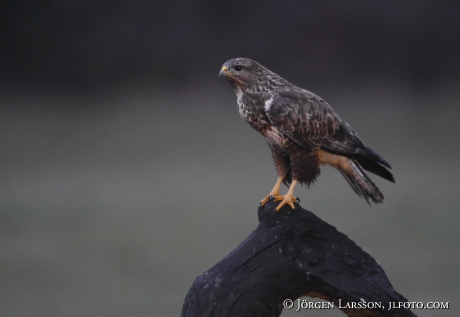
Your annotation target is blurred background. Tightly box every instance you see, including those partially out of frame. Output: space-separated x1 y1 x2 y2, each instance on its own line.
1 1 459 316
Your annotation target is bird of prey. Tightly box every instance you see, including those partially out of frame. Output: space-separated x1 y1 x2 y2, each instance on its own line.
219 58 394 212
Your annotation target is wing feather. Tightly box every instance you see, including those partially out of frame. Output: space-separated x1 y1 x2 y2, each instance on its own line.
266 88 391 169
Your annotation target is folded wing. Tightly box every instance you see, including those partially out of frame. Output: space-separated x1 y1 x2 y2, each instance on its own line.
265 88 394 182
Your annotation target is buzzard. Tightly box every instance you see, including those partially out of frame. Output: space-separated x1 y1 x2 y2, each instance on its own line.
220 58 394 211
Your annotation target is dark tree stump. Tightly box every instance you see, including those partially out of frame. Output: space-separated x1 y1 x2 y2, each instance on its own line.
182 199 416 317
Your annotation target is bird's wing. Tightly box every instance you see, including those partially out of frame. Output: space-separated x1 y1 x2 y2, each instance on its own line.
265 87 391 169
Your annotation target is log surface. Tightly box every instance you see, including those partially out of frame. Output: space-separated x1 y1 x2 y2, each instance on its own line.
182 199 416 317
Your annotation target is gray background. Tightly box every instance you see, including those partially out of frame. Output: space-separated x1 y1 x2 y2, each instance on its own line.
1 1 459 316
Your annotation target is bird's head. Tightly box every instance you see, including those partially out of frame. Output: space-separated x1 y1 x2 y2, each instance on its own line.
220 58 288 93
219 58 267 92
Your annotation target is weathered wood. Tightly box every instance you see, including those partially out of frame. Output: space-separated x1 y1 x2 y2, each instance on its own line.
182 199 416 317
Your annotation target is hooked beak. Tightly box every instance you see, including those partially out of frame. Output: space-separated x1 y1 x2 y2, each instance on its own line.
219 66 228 78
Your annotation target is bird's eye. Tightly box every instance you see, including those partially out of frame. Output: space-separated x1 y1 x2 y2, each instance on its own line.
234 65 243 71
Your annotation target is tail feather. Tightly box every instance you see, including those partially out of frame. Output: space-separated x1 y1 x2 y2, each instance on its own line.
356 158 395 183
357 145 392 169
338 159 384 204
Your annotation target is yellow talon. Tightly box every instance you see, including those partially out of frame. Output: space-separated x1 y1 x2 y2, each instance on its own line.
260 195 270 206
261 195 283 206
274 194 297 212
261 178 298 212
260 176 284 206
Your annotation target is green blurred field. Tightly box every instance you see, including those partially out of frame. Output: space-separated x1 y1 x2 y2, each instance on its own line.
1 83 458 317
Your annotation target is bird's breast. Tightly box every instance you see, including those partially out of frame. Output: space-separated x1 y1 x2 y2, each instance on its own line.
237 93 278 139
263 127 287 147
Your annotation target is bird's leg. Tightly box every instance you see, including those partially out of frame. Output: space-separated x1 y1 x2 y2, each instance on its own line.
274 180 298 212
260 177 284 206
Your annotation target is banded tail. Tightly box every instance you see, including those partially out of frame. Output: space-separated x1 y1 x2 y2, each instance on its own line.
338 159 385 204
